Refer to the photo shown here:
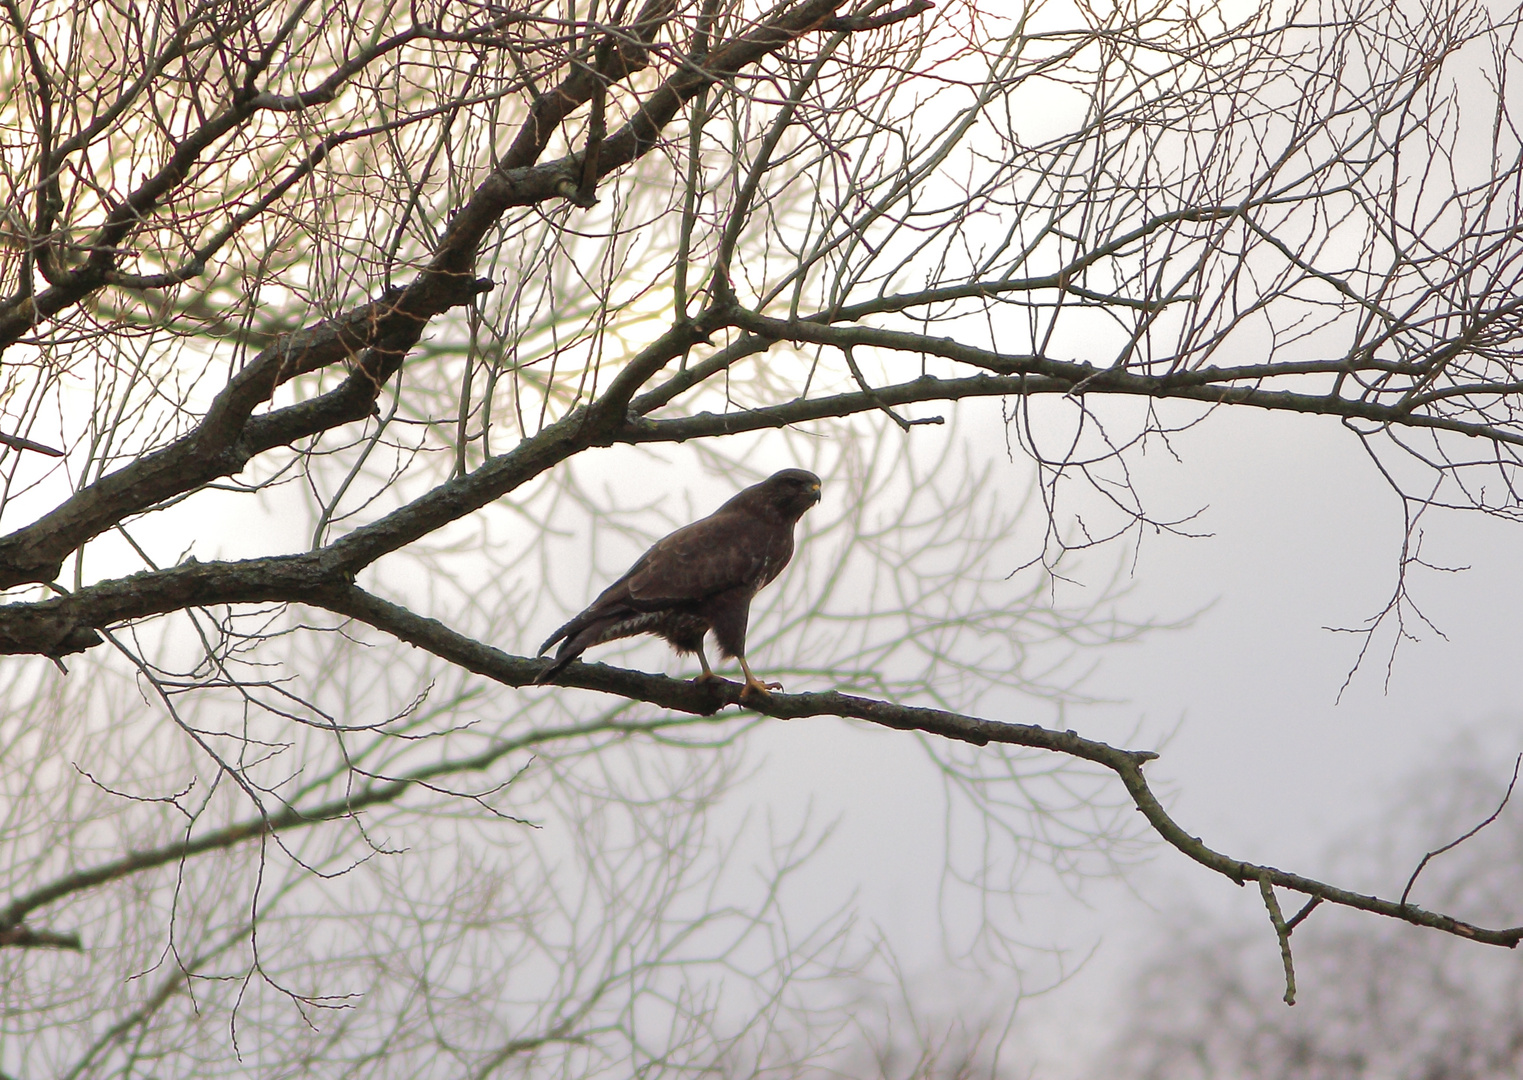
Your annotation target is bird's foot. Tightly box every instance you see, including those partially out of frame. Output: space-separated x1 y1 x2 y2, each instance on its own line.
740 677 783 698
693 670 723 685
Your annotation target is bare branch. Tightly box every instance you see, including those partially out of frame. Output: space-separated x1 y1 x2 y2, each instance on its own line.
1401 753 1523 907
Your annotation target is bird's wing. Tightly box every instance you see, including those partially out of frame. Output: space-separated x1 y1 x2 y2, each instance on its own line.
540 508 768 657
623 510 767 605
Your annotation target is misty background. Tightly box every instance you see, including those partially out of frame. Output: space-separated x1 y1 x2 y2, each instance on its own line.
696 400 1523 1076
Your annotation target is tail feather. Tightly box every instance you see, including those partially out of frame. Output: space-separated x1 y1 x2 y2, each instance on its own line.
535 600 636 684
534 616 605 684
538 619 575 657
535 648 578 684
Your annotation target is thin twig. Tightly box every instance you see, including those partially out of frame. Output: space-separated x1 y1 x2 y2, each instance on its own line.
1285 895 1322 933
1401 753 1523 907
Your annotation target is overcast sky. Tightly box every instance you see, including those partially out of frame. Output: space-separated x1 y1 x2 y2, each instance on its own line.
723 398 1523 1077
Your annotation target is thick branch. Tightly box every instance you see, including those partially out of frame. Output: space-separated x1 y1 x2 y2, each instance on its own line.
9 341 1523 658
433 0 848 270
8 581 1519 952
0 923 80 950
0 277 492 590
0 0 871 592
312 585 1523 950
13 580 1505 953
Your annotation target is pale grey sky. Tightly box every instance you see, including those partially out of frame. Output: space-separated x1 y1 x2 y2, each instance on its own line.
722 398 1523 1076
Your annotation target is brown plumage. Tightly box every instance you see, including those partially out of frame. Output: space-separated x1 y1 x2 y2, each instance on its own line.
536 469 822 694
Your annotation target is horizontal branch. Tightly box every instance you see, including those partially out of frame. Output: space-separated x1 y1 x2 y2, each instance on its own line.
307 585 1523 950
8 581 1518 952
7 346 1521 659
719 311 1523 446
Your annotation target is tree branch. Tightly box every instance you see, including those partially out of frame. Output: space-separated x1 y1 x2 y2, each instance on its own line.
10 577 1521 953
314 585 1523 951
0 0 880 592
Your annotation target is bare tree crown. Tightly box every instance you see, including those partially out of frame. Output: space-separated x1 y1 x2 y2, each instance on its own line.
3 0 1523 1073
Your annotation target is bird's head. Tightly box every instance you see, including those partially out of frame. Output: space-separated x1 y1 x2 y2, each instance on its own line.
758 468 822 521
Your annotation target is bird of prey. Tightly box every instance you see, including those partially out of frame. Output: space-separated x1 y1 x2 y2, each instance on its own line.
536 468 822 694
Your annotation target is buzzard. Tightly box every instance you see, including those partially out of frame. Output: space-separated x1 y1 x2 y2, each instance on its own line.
536 468 822 694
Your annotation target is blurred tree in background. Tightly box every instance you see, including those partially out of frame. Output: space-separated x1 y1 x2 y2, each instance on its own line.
2 0 1523 1074
1101 736 1523 1080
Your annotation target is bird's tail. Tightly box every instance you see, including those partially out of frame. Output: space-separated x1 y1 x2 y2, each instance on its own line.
534 616 589 685
534 645 580 685
537 618 576 658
